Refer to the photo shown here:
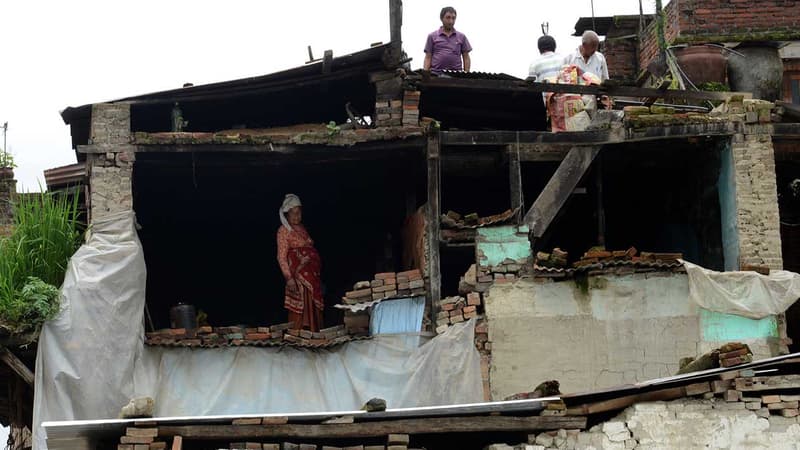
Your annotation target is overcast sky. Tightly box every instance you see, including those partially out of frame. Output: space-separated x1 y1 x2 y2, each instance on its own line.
0 1 657 191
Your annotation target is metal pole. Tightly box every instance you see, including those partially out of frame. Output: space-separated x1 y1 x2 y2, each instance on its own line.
2 122 7 164
590 0 596 31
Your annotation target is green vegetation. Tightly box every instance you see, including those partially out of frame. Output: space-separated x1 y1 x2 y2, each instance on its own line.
0 190 83 333
698 82 730 92
0 150 15 169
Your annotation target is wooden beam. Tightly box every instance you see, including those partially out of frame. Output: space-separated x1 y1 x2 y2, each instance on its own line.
508 143 524 223
0 347 33 386
418 77 752 102
426 132 442 311
157 416 587 440
322 50 334 75
440 122 740 146
389 0 403 49
524 146 602 238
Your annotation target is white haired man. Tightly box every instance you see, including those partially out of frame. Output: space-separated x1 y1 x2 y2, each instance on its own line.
563 30 609 82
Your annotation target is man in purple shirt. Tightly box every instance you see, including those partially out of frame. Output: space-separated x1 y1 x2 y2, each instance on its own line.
423 6 472 75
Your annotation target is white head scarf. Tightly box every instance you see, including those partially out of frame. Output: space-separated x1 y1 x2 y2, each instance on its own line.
279 194 302 231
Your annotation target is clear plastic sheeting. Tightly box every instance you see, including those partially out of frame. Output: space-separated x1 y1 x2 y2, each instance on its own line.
33 212 483 450
683 260 800 319
134 321 480 418
34 211 147 450
370 296 425 334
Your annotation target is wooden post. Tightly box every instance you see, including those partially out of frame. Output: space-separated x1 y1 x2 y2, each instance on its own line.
509 141 524 223
426 133 442 316
171 435 183 450
523 145 602 239
0 347 33 386
389 0 403 51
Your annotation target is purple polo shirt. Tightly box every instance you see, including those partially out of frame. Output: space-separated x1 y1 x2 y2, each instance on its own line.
424 27 472 74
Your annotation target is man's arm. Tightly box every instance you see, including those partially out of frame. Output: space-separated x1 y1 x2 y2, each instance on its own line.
424 53 432 71
462 52 471 72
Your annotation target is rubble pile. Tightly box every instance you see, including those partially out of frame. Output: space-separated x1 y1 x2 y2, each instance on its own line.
434 292 482 334
342 269 426 305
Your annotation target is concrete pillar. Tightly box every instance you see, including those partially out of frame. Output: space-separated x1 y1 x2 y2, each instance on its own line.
0 168 16 237
87 103 135 223
729 124 783 270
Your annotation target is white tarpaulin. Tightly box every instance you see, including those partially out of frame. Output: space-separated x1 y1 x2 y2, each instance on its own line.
33 211 482 450
683 259 800 319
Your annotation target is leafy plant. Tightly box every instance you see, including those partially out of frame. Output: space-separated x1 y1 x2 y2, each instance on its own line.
326 121 341 137
0 150 15 169
0 189 82 333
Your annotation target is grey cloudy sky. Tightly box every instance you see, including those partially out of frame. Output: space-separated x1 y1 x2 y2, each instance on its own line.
0 1 657 191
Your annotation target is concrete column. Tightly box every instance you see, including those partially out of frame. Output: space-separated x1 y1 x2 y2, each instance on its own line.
0 169 16 237
729 124 783 270
87 103 135 222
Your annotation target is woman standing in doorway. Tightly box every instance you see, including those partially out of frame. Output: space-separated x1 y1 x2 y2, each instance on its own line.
277 194 324 331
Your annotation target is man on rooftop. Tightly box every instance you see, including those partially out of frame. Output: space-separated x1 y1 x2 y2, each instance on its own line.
563 30 609 82
424 6 472 75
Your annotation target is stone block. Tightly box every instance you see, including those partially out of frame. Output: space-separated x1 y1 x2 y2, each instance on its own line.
387 434 409 445
602 421 630 442
126 428 158 437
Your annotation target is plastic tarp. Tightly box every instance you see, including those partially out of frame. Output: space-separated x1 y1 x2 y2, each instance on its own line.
33 211 483 450
683 260 800 319
370 296 425 334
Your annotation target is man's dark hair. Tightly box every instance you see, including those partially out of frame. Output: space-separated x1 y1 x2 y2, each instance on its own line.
538 35 556 53
440 6 457 19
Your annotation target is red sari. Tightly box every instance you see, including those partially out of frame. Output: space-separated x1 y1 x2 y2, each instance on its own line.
277 225 324 331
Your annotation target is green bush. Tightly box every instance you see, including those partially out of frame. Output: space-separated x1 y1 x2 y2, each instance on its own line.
0 190 82 333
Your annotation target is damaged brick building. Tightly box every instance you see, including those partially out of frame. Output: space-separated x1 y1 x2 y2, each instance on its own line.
10 1 800 449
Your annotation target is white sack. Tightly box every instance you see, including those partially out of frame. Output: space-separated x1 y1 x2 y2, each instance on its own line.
683 259 800 319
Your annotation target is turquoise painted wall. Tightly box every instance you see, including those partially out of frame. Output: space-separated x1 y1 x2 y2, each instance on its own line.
717 142 740 272
700 308 778 341
476 225 531 267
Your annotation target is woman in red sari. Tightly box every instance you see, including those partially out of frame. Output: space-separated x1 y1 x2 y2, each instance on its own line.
277 194 324 331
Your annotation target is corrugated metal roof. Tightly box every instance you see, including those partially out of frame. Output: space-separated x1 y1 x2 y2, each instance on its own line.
43 162 86 189
534 259 684 277
439 70 521 81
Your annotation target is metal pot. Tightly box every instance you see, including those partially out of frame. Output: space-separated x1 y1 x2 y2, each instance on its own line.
170 303 197 330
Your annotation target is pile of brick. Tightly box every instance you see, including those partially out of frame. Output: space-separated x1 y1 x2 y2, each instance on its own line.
371 71 403 127
534 248 568 269
571 246 681 268
228 432 416 450
117 425 166 450
475 319 492 402
402 90 420 127
718 343 754 368
679 365 800 418
441 209 516 229
342 269 426 305
434 292 482 334
622 97 781 128
145 323 352 348
481 258 529 284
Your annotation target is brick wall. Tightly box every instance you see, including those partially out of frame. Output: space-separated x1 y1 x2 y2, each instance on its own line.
731 125 783 269
88 103 135 222
517 398 800 449
676 0 800 41
637 0 800 75
601 18 641 82
638 3 679 73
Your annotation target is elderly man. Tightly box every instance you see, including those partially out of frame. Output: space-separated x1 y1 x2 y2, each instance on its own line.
424 6 472 75
564 30 609 82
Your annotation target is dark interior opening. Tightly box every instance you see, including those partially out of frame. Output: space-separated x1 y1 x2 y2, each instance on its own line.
130 76 376 134
439 147 511 297
775 144 800 352
523 138 725 269
133 149 426 330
